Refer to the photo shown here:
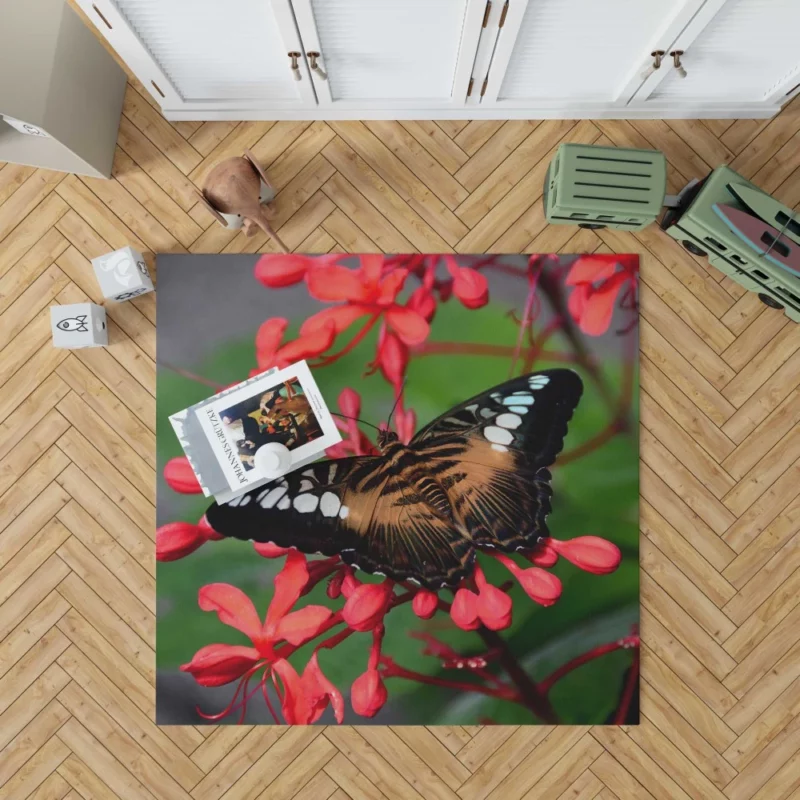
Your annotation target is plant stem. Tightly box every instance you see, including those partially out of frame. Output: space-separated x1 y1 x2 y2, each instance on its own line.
161 361 224 391
476 626 559 724
613 649 640 724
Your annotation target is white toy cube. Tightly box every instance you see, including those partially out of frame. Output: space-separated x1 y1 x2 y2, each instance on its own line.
51 303 108 349
91 246 154 302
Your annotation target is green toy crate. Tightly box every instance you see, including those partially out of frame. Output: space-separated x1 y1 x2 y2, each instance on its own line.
544 143 667 231
660 165 800 323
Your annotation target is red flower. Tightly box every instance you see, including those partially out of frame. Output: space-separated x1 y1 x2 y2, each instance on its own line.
181 551 333 686
412 589 438 620
492 553 563 607
303 255 430 346
565 255 638 336
254 317 335 373
548 536 622 575
254 254 340 289
450 566 512 631
351 625 388 718
351 668 388 718
450 587 480 630
156 521 220 562
444 256 489 310
164 456 202 494
408 285 437 322
342 580 394 632
270 652 344 724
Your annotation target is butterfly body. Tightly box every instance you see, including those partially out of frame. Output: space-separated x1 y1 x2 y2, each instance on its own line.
206 370 583 589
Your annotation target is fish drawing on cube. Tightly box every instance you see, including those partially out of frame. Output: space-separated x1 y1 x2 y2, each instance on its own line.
92 246 154 302
51 302 107 349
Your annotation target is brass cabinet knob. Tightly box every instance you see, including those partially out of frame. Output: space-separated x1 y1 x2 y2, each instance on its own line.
288 52 302 81
641 50 665 80
307 52 328 81
670 50 687 79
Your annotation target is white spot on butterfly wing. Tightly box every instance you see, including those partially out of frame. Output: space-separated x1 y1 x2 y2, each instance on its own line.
301 469 315 478
529 375 550 388
320 492 341 517
496 413 522 429
299 479 314 492
491 443 509 452
465 403 478 413
508 405 530 414
483 425 514 445
293 494 319 513
277 496 290 510
226 495 244 507
505 394 534 405
480 407 495 419
259 486 287 509
339 505 350 519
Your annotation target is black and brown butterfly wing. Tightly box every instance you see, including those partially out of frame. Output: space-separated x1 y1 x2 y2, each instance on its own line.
204 453 474 589
411 369 583 552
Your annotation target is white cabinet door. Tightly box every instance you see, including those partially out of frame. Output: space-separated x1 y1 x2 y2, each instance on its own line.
632 0 800 108
76 0 316 112
478 0 706 110
289 0 486 108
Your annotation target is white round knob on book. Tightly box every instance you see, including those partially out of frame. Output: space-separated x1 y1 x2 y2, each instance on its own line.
254 442 292 477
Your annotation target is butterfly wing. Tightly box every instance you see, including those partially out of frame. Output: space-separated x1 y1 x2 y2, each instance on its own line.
204 453 474 588
411 369 583 552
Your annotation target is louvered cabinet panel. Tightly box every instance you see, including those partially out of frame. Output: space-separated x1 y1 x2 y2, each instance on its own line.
481 0 706 107
75 0 315 109
647 0 800 103
290 0 485 106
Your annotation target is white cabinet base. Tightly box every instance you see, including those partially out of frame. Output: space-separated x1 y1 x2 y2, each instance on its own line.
161 101 779 121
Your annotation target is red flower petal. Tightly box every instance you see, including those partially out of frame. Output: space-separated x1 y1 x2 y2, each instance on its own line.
342 581 394 632
359 254 384 287
275 321 336 364
197 514 224 542
180 643 260 687
164 456 202 494
270 658 308 724
567 283 590 326
474 565 512 630
376 328 408 389
306 266 373 303
527 542 558 568
351 668 388 718
408 286 437 322
275 606 334 646
565 255 621 286
265 550 309 634
376 268 409 305
549 536 622 575
198 584 263 642
384 305 430 346
303 652 345 724
450 588 480 630
254 255 310 288
156 522 207 562
338 387 361 419
253 542 290 558
578 272 627 336
255 317 289 368
493 554 562 607
300 304 371 337
412 589 438 620
452 267 489 310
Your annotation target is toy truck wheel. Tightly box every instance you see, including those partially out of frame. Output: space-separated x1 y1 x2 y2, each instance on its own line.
758 293 784 310
578 223 607 230
681 240 707 257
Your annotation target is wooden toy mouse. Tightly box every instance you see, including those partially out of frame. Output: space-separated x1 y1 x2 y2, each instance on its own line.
196 149 288 253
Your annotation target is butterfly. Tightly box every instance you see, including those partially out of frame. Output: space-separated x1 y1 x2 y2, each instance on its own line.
205 369 583 590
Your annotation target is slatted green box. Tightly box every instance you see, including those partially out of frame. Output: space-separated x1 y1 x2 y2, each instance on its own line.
544 144 667 231
661 164 800 323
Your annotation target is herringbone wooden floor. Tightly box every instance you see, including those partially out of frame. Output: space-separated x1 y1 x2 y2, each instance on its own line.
2 60 800 798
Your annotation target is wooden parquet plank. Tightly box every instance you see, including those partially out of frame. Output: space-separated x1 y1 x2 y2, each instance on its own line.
2 63 800 799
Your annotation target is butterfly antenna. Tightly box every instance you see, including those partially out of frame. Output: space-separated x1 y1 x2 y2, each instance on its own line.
330 411 382 432
386 377 408 430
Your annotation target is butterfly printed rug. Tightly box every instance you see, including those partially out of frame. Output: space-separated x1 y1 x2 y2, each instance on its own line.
155 254 640 726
